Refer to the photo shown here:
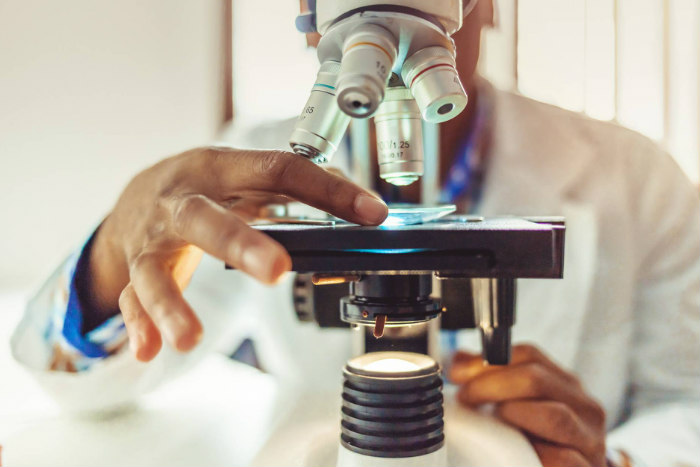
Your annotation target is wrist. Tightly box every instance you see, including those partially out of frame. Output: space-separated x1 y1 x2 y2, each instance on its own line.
80 217 129 330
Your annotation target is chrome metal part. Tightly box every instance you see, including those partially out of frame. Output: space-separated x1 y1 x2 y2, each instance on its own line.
374 86 424 185
290 61 351 163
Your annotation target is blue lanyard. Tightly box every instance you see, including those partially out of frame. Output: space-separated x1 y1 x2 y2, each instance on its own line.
439 93 490 212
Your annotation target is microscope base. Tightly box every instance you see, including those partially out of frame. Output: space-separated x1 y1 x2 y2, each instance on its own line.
251 385 541 467
336 445 447 467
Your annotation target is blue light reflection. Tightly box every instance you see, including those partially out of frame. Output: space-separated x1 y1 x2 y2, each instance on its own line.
345 248 430 255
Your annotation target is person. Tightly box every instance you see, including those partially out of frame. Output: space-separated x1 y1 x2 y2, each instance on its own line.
11 1 700 466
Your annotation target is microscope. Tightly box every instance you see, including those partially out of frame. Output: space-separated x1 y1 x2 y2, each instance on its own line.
249 1 565 465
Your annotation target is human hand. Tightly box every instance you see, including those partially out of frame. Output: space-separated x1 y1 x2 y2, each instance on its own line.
87 147 388 361
450 344 607 467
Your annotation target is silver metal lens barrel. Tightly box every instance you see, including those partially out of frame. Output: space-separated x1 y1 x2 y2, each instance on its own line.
374 87 424 186
336 24 397 118
290 61 351 163
401 46 468 123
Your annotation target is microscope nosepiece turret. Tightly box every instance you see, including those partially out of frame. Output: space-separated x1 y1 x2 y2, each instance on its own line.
290 0 469 186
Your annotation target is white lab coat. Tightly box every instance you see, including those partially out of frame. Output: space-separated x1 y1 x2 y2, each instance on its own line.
12 81 700 466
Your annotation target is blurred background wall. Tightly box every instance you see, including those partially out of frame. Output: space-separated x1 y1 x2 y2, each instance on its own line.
479 0 700 183
0 1 225 289
1 0 699 289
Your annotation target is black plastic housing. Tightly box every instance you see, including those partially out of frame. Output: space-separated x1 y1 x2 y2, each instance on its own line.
341 354 444 458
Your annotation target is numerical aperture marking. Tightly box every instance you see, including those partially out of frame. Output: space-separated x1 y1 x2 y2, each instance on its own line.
378 140 411 161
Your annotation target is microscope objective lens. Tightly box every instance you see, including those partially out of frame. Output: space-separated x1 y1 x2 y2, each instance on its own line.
437 103 454 115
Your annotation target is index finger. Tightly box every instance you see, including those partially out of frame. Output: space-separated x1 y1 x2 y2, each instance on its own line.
456 362 602 423
207 149 388 225
450 344 580 386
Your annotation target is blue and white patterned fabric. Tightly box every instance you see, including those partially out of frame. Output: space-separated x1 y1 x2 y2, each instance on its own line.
15 233 127 373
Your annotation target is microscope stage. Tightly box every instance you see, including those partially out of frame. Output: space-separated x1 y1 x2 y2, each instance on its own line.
252 216 565 278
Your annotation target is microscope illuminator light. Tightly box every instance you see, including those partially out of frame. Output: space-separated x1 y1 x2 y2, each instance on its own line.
340 351 445 460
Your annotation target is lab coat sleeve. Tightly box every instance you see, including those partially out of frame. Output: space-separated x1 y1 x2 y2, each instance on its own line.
10 230 132 374
9 126 274 414
10 246 239 414
607 142 700 466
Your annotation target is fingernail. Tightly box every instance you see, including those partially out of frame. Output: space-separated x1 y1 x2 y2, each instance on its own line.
241 244 291 284
353 193 388 225
175 327 202 352
159 313 197 352
131 331 151 361
129 334 140 356
161 316 182 347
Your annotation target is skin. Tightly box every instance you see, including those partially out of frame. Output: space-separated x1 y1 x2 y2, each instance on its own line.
450 345 607 466
86 148 388 361
84 2 607 464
